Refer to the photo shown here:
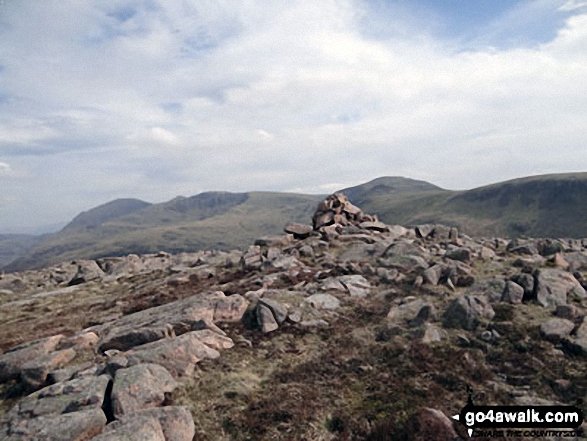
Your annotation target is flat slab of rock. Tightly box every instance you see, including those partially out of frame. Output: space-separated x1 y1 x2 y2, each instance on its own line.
337 275 371 297
0 335 63 383
284 223 314 238
92 413 166 441
114 406 195 441
3 408 106 441
305 293 340 310
112 364 178 418
8 374 111 419
21 348 77 391
125 332 220 378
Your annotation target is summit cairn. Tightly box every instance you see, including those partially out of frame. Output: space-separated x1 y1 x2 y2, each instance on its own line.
312 193 367 229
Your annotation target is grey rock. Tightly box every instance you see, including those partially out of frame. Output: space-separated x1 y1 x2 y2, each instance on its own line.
466 279 506 304
112 364 178 418
92 413 165 441
445 247 471 262
258 298 288 323
337 275 371 297
0 334 63 383
125 331 221 378
502 281 525 304
284 223 314 238
442 295 495 331
21 348 77 391
257 304 279 333
305 293 341 310
534 268 586 307
114 407 195 441
540 318 575 343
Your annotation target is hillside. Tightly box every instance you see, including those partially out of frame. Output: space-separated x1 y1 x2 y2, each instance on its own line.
4 192 322 272
1 193 586 440
4 173 587 272
0 235 41 269
63 198 152 232
349 173 587 239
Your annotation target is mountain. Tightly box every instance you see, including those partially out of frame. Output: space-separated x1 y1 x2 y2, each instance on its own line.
0 234 42 269
4 192 322 272
63 198 152 231
3 173 587 272
352 173 587 238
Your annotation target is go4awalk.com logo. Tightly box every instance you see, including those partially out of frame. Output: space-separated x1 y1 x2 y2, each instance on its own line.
451 389 584 438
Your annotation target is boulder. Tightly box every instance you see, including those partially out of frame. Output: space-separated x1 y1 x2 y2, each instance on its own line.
114 407 195 441
21 348 77 391
0 334 64 383
540 318 575 343
337 275 371 297
304 293 340 310
534 268 586 307
241 245 263 270
8 374 110 419
3 408 107 441
422 264 445 286
68 260 104 286
112 364 178 418
501 281 525 304
125 332 221 378
258 298 288 323
257 304 279 333
445 247 471 262
92 413 166 441
284 223 314 239
466 279 506 304
442 295 495 331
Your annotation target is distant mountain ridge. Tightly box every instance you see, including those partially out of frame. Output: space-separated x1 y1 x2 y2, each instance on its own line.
3 173 587 272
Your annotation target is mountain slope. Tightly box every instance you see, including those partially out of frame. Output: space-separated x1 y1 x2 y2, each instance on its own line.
0 234 42 269
4 192 322 271
4 172 587 272
352 173 587 238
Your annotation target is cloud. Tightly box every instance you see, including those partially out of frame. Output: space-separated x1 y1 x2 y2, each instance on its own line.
559 0 587 11
0 0 586 231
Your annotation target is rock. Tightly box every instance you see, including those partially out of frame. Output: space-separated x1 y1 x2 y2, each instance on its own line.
125 331 220 378
507 240 539 255
114 407 195 441
312 193 364 230
213 294 249 322
442 295 495 331
466 279 506 304
422 264 445 286
501 281 525 304
8 374 110 418
417 324 446 344
415 225 434 239
337 275 371 297
254 235 294 247
534 268 586 307
299 245 314 257
3 408 107 440
404 407 458 441
299 319 329 328
284 223 314 239
359 221 389 232
58 332 99 351
304 293 341 310
555 305 579 320
511 273 534 297
100 325 174 353
257 304 279 333
445 247 471 262
387 298 430 325
540 318 575 343
112 364 178 418
68 260 104 286
0 334 64 383
550 253 570 270
92 413 166 441
189 330 234 350
21 348 77 391
258 298 288 323
241 245 263 270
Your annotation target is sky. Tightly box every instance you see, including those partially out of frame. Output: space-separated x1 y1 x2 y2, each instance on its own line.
1 0 587 233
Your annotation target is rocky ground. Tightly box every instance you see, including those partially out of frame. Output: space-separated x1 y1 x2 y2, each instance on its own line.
1 193 586 440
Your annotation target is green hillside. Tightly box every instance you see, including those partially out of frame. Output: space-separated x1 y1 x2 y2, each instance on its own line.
4 192 322 271
351 173 587 238
0 234 42 269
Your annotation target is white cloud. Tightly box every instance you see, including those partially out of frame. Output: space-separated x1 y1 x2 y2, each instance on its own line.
0 1 587 230
559 0 587 11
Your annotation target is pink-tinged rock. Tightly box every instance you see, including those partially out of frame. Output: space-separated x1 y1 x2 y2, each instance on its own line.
189 330 234 350
112 364 178 418
92 413 165 441
115 406 195 441
58 332 99 351
21 348 77 391
125 332 220 378
0 334 64 383
213 294 249 322
540 318 575 343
